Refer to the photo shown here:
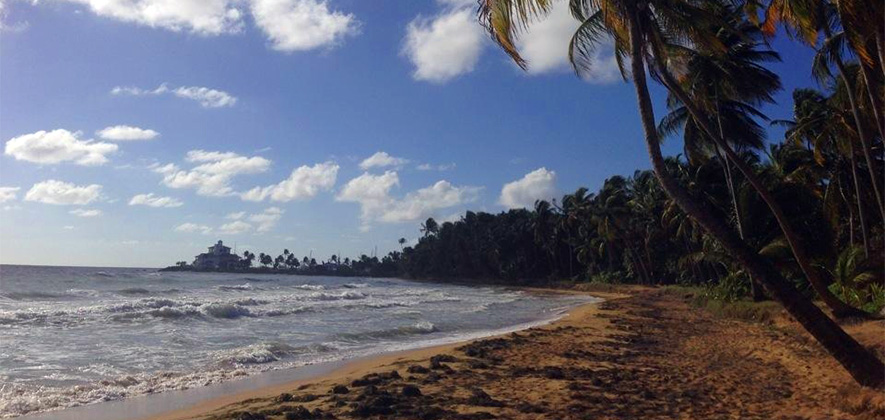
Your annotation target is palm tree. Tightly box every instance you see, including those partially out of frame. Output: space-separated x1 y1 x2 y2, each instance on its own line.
827 246 877 309
658 7 778 241
285 253 298 269
420 218 439 237
777 88 874 257
635 1 865 317
478 0 882 387
259 253 272 268
753 0 885 220
398 237 407 250
274 254 284 269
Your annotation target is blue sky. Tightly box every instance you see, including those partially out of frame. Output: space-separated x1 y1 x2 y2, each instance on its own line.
0 0 816 267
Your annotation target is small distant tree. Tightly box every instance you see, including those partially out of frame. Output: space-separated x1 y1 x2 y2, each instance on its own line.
274 254 284 269
398 237 407 250
285 253 298 269
242 251 255 268
420 218 438 237
259 253 272 268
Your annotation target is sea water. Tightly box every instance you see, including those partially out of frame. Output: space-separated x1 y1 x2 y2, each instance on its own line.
0 265 595 417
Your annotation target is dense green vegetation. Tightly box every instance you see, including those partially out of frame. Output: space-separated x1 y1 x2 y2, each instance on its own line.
440 0 884 387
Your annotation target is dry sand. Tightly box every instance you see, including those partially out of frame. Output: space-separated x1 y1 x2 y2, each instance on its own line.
144 287 885 420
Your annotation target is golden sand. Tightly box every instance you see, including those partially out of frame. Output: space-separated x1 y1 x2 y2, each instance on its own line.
144 287 885 420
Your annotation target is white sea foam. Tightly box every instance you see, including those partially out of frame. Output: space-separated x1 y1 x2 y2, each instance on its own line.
0 267 597 418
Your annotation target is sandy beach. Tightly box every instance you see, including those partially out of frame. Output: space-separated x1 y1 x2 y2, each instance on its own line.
137 287 885 420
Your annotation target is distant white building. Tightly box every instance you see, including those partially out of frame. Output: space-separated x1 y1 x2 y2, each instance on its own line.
193 240 241 270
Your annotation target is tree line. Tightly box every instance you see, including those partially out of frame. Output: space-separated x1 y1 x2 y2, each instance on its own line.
458 0 884 388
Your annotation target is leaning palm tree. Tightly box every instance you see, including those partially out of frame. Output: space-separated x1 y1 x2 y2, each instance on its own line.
637 1 867 318
777 88 874 258
658 7 778 242
751 0 885 220
478 0 883 387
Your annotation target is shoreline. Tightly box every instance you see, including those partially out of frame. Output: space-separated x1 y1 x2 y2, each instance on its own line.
20 290 608 420
142 288 884 419
20 287 884 419
141 292 615 420
144 293 613 420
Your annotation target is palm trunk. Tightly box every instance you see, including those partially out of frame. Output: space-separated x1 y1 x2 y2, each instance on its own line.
652 47 867 318
830 43 885 222
839 174 857 247
858 63 885 142
627 13 883 388
644 238 655 282
713 145 764 300
681 236 703 283
723 152 746 239
848 143 871 258
877 31 885 80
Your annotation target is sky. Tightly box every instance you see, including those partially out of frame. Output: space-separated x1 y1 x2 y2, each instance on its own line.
0 0 817 268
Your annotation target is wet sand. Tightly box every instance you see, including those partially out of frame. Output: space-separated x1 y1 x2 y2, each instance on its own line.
145 287 884 420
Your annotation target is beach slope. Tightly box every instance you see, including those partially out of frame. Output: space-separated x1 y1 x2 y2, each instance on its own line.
149 288 885 420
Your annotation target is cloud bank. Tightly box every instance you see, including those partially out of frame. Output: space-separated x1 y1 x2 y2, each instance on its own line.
111 84 238 108
5 129 118 166
153 150 271 197
499 167 557 209
25 180 103 205
96 125 159 141
241 162 338 202
337 171 480 230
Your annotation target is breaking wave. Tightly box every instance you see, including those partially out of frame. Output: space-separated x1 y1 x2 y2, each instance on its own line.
336 321 438 343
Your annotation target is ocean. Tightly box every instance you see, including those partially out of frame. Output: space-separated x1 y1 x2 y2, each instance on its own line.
0 265 595 418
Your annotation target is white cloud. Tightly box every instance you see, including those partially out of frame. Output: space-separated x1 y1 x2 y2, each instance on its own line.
218 220 253 235
96 125 160 141
250 0 358 52
129 193 184 208
173 86 238 108
25 180 103 205
241 161 338 202
416 162 455 171
0 0 29 33
380 180 481 223
226 211 246 220
111 83 237 108
0 187 20 203
5 129 118 166
175 208 282 236
70 208 103 217
337 171 399 209
337 171 479 229
403 6 484 83
153 150 271 197
44 1 359 52
517 1 620 81
247 207 283 232
499 167 558 209
174 222 213 234
359 152 409 170
110 84 168 96
211 207 284 234
61 0 245 35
